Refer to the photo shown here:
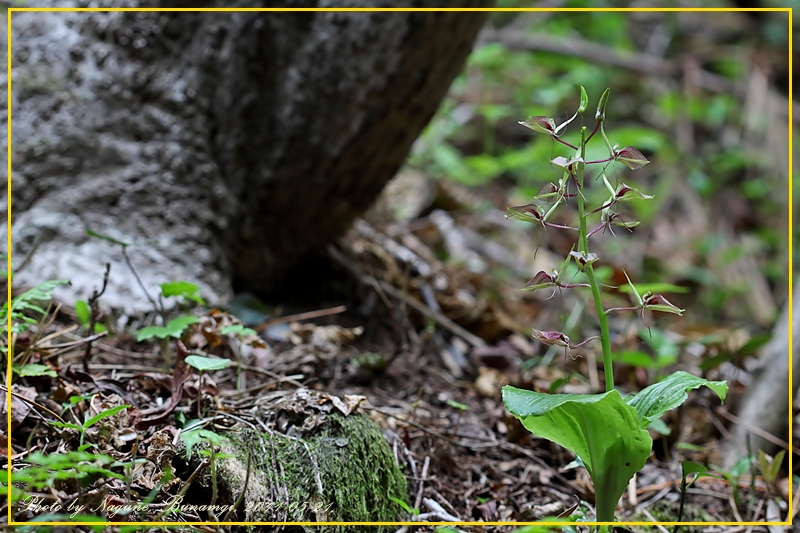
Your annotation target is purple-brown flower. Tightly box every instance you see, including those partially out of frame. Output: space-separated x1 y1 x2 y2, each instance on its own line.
569 251 600 271
614 146 650 170
519 116 557 136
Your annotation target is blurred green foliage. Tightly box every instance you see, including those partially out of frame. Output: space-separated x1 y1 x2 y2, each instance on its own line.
409 7 791 328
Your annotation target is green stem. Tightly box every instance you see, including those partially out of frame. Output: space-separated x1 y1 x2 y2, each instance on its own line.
576 127 615 392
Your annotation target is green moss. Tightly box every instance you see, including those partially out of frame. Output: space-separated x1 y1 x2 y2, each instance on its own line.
629 499 715 533
207 413 407 533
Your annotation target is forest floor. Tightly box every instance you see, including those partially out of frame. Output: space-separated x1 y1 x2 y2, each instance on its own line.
5 8 797 533
4 172 796 533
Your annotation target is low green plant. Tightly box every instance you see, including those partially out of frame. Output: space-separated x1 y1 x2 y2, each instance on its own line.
13 363 57 378
185 354 231 417
758 449 785 494
49 403 131 452
675 460 708 532
501 88 728 522
389 496 421 517
161 280 205 306
13 450 127 491
179 421 230 460
10 449 138 522
136 315 200 342
710 454 756 512
74 299 106 335
220 323 258 389
1 279 70 343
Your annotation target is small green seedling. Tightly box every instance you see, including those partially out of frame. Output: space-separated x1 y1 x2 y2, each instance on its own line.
185 355 231 417
220 323 258 390
12 450 126 492
74 299 107 334
389 496 420 517
445 399 470 438
136 315 200 342
445 399 470 411
179 420 230 460
503 88 728 522
1 280 70 354
675 460 708 532
758 449 785 493
49 403 131 452
13 363 57 378
710 454 755 511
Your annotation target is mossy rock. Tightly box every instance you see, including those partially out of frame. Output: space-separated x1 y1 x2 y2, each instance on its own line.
184 405 407 533
629 499 715 533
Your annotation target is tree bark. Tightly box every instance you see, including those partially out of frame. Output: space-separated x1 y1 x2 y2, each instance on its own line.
4 1 490 313
721 282 799 467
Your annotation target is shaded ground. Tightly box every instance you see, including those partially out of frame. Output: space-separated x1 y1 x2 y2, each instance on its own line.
3 6 797 533
3 174 795 529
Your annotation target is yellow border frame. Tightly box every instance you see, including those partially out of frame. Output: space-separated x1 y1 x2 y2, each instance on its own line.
4 5 793 529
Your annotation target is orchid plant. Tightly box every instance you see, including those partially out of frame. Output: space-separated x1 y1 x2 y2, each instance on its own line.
502 88 728 523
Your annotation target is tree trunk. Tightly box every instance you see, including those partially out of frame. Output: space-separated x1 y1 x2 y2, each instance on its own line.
721 281 799 467
4 1 490 313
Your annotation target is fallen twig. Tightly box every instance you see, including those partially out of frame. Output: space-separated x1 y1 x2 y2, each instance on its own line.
0 384 67 425
414 455 430 511
416 498 460 522
479 28 736 95
717 406 800 456
83 262 111 371
254 304 347 332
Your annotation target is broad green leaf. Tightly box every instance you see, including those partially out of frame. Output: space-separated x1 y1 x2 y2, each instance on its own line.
185 355 230 372
647 418 671 436
681 460 708 489
612 351 654 369
220 324 257 336
136 315 200 342
681 460 707 475
735 333 772 356
625 371 728 428
16 363 57 378
136 325 168 342
161 281 205 305
75 300 91 325
502 387 650 521
167 315 201 331
180 428 229 459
